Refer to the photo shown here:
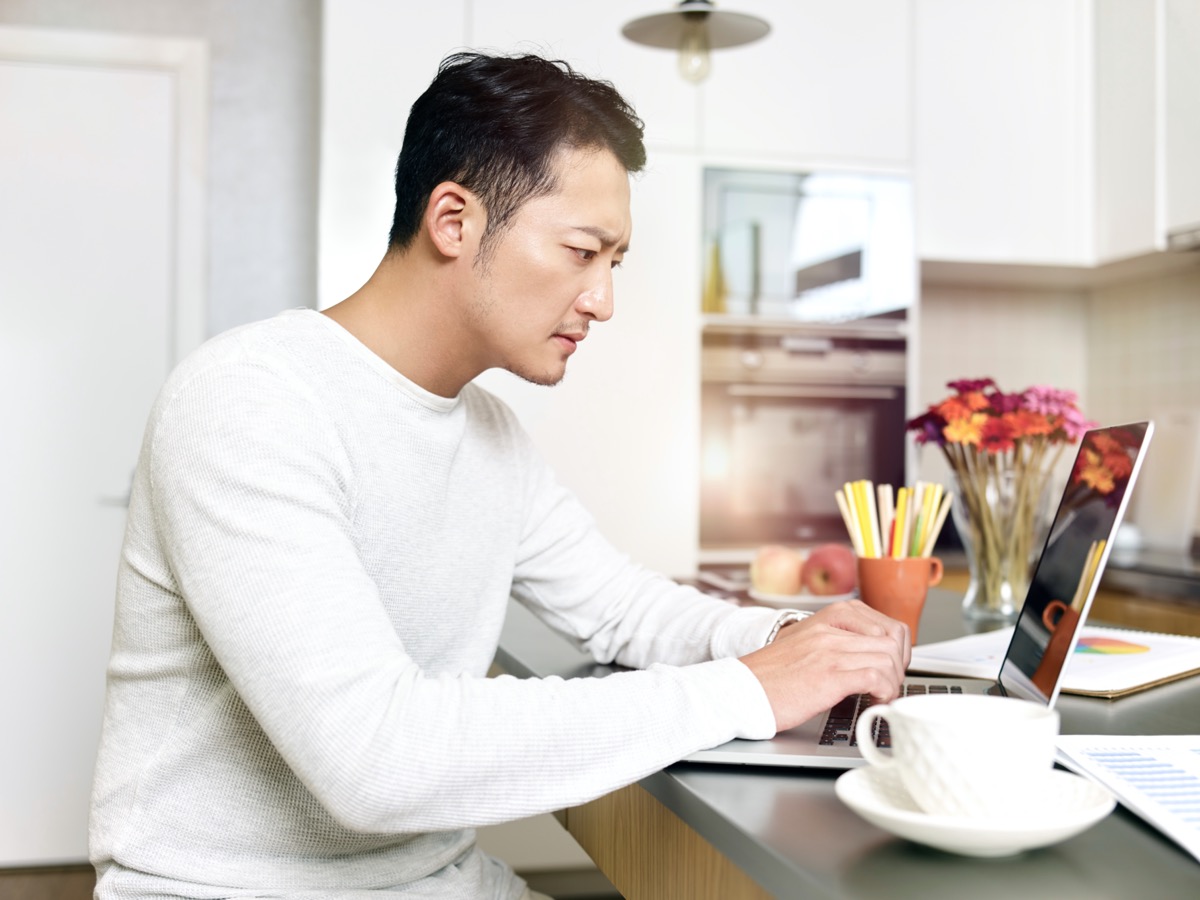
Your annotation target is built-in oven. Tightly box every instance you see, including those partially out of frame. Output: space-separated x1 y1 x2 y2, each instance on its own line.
700 317 907 552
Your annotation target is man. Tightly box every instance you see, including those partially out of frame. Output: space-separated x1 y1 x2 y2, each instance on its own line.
90 52 908 899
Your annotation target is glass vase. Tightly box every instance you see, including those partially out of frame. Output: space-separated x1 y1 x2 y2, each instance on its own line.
950 464 1051 631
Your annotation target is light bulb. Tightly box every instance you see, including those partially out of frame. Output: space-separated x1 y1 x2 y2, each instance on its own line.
677 18 711 83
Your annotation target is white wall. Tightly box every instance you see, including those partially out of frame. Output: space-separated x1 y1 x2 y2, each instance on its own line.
0 0 322 336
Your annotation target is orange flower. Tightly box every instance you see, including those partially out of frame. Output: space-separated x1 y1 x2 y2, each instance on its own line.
1103 449 1134 481
1100 428 1141 481
944 413 987 446
1090 432 1124 456
937 396 976 421
1005 410 1054 438
1076 448 1116 493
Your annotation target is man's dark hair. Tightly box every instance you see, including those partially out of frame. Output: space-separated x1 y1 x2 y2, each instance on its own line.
388 52 646 259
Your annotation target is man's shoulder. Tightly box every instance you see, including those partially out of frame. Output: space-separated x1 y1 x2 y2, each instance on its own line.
171 308 332 378
151 311 328 417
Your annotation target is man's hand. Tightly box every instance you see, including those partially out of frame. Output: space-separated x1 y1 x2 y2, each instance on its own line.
739 600 911 732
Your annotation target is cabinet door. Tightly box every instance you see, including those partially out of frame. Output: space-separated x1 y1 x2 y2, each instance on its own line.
0 28 205 865
699 0 911 164
1094 0 1157 262
914 0 1090 265
469 0 700 150
1163 0 1200 241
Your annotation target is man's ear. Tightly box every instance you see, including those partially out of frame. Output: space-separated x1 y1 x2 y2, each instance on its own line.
424 181 483 260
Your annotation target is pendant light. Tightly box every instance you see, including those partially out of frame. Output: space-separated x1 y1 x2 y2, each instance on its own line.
621 0 771 84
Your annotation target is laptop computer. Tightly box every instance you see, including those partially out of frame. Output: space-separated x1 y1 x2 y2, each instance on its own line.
686 421 1156 769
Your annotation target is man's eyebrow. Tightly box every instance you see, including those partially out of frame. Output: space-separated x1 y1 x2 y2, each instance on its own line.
572 225 630 253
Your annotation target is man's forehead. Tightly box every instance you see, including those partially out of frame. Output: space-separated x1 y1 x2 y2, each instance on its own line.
532 145 633 244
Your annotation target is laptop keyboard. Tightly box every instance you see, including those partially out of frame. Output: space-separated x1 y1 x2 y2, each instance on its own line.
819 683 964 747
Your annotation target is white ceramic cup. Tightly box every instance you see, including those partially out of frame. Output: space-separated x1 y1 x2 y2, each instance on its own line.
855 694 1060 819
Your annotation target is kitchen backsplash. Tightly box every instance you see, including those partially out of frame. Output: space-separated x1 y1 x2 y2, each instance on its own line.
916 265 1200 544
1088 267 1200 548
1086 269 1200 426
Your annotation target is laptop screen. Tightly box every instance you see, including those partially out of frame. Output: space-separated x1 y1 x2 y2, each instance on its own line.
998 422 1154 704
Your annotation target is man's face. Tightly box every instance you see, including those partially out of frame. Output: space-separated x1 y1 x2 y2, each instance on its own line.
465 146 632 387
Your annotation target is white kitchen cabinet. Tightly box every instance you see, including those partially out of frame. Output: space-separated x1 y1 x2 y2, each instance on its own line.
471 1 911 165
919 0 1200 267
698 0 911 165
469 0 700 151
914 0 1091 265
1093 0 1157 262
1162 0 1200 243
1094 0 1200 260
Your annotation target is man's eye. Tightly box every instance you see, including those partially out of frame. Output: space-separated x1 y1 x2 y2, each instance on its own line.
574 248 597 262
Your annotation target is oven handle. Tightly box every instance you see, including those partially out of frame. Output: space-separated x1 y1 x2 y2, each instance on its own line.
725 384 900 400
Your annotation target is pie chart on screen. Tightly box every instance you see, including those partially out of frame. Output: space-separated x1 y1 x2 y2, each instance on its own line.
1075 636 1150 655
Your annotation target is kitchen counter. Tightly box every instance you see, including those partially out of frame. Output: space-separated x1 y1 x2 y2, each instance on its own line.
1105 546 1200 599
495 591 1200 899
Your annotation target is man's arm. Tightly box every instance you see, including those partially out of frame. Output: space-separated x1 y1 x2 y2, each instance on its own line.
144 362 777 835
505 418 908 705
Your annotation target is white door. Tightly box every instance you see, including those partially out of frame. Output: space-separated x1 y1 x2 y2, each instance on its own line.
0 27 206 866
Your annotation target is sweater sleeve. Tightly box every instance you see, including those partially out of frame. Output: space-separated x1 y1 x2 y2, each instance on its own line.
148 359 776 836
507 431 787 670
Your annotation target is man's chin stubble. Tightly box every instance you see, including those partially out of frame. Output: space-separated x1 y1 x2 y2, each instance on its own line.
508 364 565 388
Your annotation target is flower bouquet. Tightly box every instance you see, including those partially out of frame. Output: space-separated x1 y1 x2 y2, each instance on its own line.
907 379 1095 626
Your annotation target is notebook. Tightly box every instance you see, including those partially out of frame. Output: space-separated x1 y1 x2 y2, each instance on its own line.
685 421 1156 769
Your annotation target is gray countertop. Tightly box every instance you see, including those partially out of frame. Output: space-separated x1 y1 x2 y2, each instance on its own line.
496 590 1200 899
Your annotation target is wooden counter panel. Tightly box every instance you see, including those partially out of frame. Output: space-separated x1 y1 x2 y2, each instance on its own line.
564 783 773 900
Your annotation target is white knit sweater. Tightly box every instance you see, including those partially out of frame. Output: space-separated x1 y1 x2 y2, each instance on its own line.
89 310 781 899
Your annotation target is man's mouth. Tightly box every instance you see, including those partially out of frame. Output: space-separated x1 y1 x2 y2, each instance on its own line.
553 324 589 351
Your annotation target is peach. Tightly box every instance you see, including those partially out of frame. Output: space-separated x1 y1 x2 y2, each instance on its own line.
749 544 804 595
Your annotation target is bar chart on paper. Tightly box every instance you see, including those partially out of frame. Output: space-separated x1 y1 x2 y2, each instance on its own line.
1057 735 1200 863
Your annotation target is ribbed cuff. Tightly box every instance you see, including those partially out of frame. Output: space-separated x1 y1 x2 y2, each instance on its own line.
709 605 791 659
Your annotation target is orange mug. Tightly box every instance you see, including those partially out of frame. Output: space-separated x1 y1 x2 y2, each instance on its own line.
856 556 944 644
1031 599 1081 697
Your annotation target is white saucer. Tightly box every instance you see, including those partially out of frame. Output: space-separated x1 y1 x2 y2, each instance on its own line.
748 587 857 608
835 766 1115 857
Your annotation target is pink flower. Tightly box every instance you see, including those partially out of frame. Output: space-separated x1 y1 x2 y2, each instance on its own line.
1058 406 1096 441
1022 385 1080 417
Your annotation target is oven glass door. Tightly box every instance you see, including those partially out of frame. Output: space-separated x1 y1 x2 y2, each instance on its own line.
701 384 906 546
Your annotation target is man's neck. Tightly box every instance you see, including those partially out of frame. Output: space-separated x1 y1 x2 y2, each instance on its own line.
322 251 481 398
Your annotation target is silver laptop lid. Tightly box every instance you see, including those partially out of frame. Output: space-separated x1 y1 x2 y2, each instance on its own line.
997 421 1155 706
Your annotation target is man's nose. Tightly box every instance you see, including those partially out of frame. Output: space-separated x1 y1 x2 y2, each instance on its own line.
575 271 614 322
